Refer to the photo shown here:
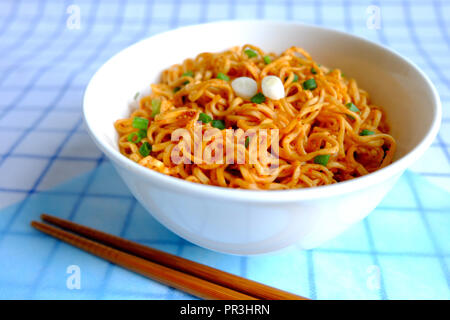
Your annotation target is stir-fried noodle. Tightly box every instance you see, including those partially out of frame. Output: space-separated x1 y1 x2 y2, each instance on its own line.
115 45 396 190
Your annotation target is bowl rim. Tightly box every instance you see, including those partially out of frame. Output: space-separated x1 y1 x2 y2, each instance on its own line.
83 20 442 203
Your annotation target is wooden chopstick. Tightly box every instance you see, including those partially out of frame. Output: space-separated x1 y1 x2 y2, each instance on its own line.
31 220 256 300
37 213 307 300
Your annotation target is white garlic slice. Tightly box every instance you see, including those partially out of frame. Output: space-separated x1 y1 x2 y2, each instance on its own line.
261 75 285 100
231 77 258 100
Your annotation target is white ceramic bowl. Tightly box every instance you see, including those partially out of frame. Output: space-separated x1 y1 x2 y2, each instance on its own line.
83 21 441 255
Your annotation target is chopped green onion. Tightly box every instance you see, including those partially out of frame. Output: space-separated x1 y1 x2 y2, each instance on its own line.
182 71 194 77
360 129 375 136
132 117 149 130
217 72 230 81
302 78 317 90
127 132 139 143
183 81 189 85
199 112 212 124
251 92 266 104
313 154 330 166
245 136 250 148
139 142 152 157
346 102 360 113
284 74 298 82
244 49 257 58
311 67 317 74
134 92 139 100
211 119 226 130
151 99 161 118
131 129 147 142
263 55 271 64
173 86 181 93
138 129 147 139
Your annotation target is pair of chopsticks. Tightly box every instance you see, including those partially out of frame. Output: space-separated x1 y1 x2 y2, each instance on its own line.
31 214 307 300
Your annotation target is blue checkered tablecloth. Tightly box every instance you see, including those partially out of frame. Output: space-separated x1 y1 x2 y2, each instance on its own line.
0 0 449 300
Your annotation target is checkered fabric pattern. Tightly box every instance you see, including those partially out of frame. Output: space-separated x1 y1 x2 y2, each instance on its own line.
0 0 449 300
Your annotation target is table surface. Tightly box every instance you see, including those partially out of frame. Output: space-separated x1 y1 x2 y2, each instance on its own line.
0 0 449 300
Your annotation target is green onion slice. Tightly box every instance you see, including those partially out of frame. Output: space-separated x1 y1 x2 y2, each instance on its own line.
284 74 298 82
128 129 147 144
217 72 230 81
132 117 149 130
139 142 152 157
138 129 147 138
173 87 181 93
311 67 317 74
134 92 139 100
182 71 194 77
263 55 271 64
199 113 212 124
251 93 266 104
360 129 375 136
244 49 258 58
127 132 140 143
211 119 226 130
151 99 161 118
313 154 330 166
245 136 250 148
346 102 360 113
302 78 317 90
